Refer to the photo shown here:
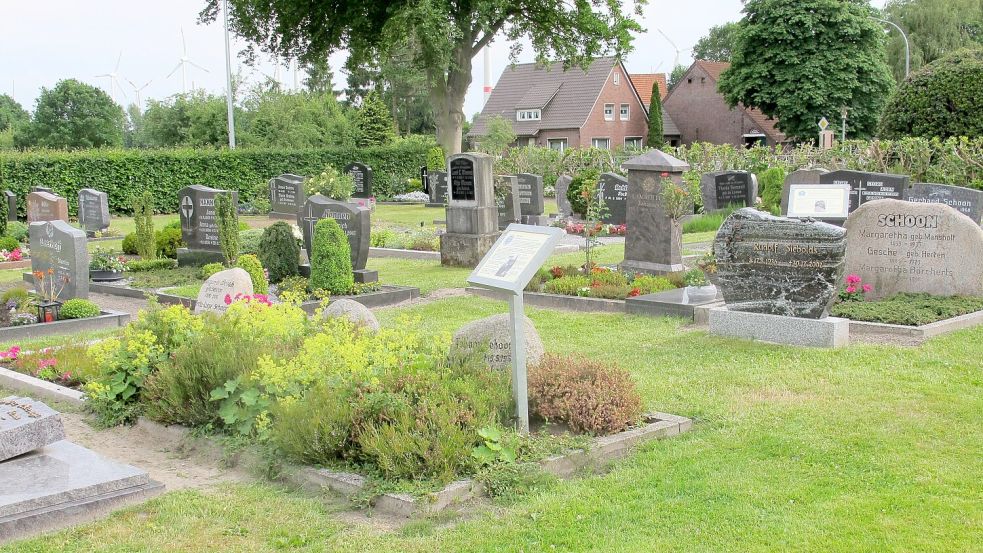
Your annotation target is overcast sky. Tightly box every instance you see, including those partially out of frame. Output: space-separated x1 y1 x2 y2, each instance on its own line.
2 0 889 121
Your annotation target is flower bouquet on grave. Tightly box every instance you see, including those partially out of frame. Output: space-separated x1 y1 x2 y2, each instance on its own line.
89 247 128 282
32 269 68 323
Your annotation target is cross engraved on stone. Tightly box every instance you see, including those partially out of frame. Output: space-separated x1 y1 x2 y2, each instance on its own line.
181 196 194 229
301 204 319 245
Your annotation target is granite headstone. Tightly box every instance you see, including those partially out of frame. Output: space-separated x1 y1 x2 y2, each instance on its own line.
554 175 573 217
345 162 373 199
843 199 983 298
427 171 448 205
819 170 909 213
701 171 758 211
621 149 691 274
495 175 521 231
77 189 110 234
516 173 545 217
4 191 16 222
0 396 66 462
28 220 89 299
268 174 306 218
26 191 68 223
322 298 380 332
905 183 982 225
178 185 237 252
298 194 371 272
194 268 254 314
713 208 847 319
441 153 499 266
598 172 629 225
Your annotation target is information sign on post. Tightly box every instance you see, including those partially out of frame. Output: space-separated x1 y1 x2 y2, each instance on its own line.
467 223 564 433
787 184 851 219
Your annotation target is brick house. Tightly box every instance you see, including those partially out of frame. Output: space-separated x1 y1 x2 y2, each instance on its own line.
470 57 673 150
663 60 788 147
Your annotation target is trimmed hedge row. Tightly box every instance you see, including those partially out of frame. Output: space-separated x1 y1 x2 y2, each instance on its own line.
0 140 433 216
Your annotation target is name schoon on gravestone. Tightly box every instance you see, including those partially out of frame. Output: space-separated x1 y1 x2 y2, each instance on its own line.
819 170 909 213
26 191 68 224
496 175 521 231
905 183 982 225
345 162 373 199
598 173 629 225
298 194 372 273
268 174 306 218
843 198 983 298
77 189 110 234
179 185 237 252
194 268 254 314
713 208 847 319
701 171 758 211
29 220 89 299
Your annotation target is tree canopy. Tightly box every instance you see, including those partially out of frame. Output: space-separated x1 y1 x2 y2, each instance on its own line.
718 0 894 142
0 95 28 133
14 79 124 149
692 22 741 62
881 0 983 82
201 0 644 154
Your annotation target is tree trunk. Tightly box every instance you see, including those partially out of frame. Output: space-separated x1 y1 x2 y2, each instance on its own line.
431 41 473 155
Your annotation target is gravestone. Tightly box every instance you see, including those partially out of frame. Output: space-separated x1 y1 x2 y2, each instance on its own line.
426 171 448 206
905 183 982 225
701 171 758 211
598 173 629 225
268 174 306 219
26 191 68 223
781 168 829 216
0 396 65 462
515 173 546 225
77 189 110 235
4 191 16 222
345 162 373 199
554 175 573 217
30 186 54 194
843 199 983 299
451 313 544 371
194 268 254 314
819 170 909 213
28 220 88 299
440 153 500 267
177 185 237 265
298 194 375 282
621 149 691 274
713 208 847 319
495 175 521 231
322 298 380 332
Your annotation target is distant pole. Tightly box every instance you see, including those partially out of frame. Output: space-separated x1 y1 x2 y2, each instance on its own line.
483 45 492 105
223 0 237 149
840 107 848 142
873 17 910 78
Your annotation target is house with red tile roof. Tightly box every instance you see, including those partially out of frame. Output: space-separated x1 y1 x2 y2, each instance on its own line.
628 73 681 146
663 60 789 147
469 57 680 151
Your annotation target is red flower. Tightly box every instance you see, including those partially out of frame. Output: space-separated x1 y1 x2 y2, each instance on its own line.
862 284 872 293
628 287 641 297
224 294 232 305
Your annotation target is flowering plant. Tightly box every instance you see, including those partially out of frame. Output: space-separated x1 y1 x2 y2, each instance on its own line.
0 248 23 262
839 274 872 302
32 268 68 303
89 248 128 272
224 293 273 306
0 345 20 361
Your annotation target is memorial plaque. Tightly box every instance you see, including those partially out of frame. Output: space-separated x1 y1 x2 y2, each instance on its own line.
905 183 982 225
4 190 16 222
268 174 306 218
451 314 544 371
26 191 68 223
0 396 66 462
714 208 847 319
78 188 110 233
450 157 476 202
819 170 909 213
786 184 850 219
701 171 758 211
599 173 629 225
427 171 448 204
194 268 254 314
554 175 573 217
843 199 983 298
781 168 828 215
496 176 521 231
178 185 237 252
515 173 545 216
345 162 373 199
29 220 89 299
298 195 371 270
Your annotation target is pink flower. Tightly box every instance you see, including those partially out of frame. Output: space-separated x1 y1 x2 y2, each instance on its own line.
224 294 232 305
862 284 872 293
38 358 57 370
846 274 861 285
845 285 856 294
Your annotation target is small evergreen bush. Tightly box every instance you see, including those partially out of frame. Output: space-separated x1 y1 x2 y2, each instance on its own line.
215 191 239 265
6 221 28 243
258 221 299 283
567 168 601 216
305 166 354 200
427 146 446 171
239 228 264 255
235 254 269 294
121 232 139 255
132 191 156 260
757 166 787 213
154 226 183 259
199 262 224 280
59 298 101 319
0 235 19 251
309 218 353 294
127 258 178 272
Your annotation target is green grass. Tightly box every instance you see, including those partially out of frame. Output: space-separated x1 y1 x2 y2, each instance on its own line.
831 293 983 326
126 267 201 290
164 284 202 299
10 294 983 551
0 328 121 352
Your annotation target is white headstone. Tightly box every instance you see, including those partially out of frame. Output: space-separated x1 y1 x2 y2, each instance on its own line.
194 268 254 314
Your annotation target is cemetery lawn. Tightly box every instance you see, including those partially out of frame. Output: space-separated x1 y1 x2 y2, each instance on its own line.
11 294 983 552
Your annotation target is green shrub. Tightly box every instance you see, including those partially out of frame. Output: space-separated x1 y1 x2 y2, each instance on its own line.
309 218 353 294
528 354 643 434
235 254 269 294
215 191 239 265
305 166 354 200
427 146 446 171
543 275 590 296
371 229 398 248
277 275 309 298
589 283 631 299
757 166 787 213
0 235 19 251
682 207 735 234
59 298 101 319
1 286 30 308
830 293 983 326
567 168 600 216
258 221 299 283
154 226 183 259
0 194 6 237
199 262 224 280
632 275 676 295
6 221 28 243
132 191 156 260
121 232 139 255
239 228 264 255
127 258 178 272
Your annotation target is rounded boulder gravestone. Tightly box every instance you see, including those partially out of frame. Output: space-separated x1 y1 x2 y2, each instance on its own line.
194 268 254 314
451 313 544 371
843 199 983 299
321 298 380 332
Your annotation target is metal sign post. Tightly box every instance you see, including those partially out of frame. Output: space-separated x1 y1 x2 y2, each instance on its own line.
508 291 528 433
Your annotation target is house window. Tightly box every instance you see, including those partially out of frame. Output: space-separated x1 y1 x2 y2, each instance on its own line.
624 136 643 149
620 104 630 121
515 109 540 121
547 138 568 152
603 104 614 121
613 72 620 85
591 138 611 150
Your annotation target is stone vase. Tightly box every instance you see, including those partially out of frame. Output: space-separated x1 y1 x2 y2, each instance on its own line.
684 284 717 303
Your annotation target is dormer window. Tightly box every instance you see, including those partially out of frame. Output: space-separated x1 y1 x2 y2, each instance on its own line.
515 109 541 121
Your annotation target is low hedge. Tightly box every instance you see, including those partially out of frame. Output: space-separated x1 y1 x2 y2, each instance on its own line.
831 293 983 326
0 139 434 216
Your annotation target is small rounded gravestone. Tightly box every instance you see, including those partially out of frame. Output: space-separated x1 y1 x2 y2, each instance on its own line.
322 298 380 332
194 268 253 314
451 313 544 370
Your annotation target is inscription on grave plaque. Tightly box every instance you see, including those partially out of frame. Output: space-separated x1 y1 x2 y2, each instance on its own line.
599 173 629 225
905 183 982 224
345 162 373 199
179 185 237 252
450 158 476 201
819 170 909 213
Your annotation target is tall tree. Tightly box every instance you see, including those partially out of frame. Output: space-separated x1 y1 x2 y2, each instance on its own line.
354 90 396 147
201 0 644 155
0 94 28 132
301 57 338 97
692 22 741 62
14 79 124 149
646 82 664 147
881 0 983 82
718 0 894 142
667 64 688 90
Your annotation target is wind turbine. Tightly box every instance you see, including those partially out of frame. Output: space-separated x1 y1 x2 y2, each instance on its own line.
655 28 692 68
127 78 152 108
96 51 128 104
167 29 209 93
